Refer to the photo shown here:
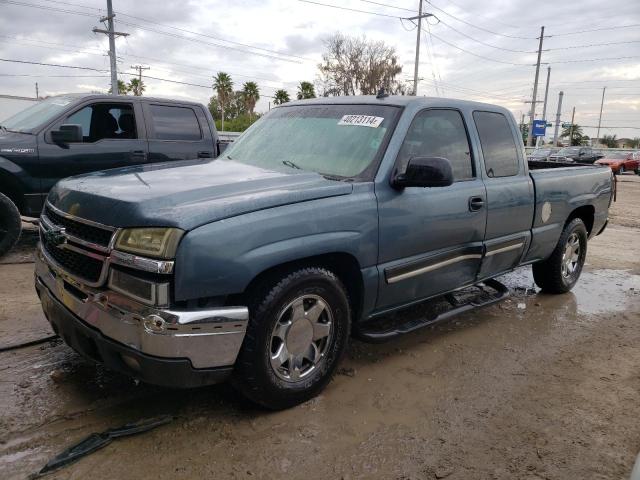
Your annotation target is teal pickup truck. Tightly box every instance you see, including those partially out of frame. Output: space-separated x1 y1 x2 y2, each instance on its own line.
35 95 613 409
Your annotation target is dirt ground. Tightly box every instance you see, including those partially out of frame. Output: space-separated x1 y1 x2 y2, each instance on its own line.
1 175 639 480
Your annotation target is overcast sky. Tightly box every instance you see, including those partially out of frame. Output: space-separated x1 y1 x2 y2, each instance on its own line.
1 0 638 139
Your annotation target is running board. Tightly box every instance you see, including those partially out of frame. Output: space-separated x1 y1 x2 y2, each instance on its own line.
354 279 510 343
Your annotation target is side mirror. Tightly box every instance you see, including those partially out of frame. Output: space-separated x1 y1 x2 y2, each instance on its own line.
51 124 83 144
393 156 454 189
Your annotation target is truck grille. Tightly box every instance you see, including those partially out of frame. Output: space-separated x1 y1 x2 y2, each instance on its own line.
44 205 114 247
40 203 115 286
42 234 104 283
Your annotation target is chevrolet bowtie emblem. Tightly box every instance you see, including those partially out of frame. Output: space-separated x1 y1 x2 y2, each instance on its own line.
45 227 67 248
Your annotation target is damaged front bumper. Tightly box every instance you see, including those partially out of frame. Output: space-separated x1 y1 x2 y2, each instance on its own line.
35 247 248 387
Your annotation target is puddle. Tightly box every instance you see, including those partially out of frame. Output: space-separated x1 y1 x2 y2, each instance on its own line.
500 267 640 316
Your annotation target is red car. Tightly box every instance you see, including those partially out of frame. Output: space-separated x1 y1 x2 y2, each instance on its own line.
595 151 640 175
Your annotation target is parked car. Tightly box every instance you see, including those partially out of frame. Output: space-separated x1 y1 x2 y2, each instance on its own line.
35 96 613 409
0 93 225 257
595 151 640 175
527 148 554 161
549 146 602 164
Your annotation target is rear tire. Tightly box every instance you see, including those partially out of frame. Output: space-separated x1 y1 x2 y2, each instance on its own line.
232 267 351 410
0 192 21 258
532 218 587 294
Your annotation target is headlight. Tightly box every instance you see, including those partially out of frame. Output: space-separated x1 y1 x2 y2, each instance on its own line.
115 228 184 259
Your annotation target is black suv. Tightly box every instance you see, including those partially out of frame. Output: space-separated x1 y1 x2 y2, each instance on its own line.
0 93 222 256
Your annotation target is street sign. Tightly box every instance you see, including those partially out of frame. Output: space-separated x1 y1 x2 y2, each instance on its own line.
562 122 572 128
546 122 552 127
532 119 546 137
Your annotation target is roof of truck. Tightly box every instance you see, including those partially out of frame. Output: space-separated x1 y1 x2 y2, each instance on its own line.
286 95 508 111
52 93 204 106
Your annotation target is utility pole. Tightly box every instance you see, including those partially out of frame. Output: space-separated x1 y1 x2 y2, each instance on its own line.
568 106 576 146
536 66 551 147
552 91 563 146
93 0 129 95
131 65 150 83
595 86 606 146
408 1 433 96
527 26 545 147
35 82 39 99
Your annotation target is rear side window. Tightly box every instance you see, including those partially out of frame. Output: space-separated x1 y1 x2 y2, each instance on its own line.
473 111 519 177
149 105 202 141
396 109 474 181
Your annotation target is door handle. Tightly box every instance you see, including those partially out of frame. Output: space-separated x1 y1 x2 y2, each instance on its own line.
129 150 147 161
197 151 213 158
469 196 485 211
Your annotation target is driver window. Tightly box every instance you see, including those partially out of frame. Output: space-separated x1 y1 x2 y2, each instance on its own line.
65 103 137 143
396 109 474 181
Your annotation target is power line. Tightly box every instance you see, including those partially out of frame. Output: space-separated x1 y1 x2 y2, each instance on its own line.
428 0 522 30
0 57 109 72
2 0 307 64
355 0 415 13
422 27 533 66
548 55 640 64
548 24 640 37
296 0 401 18
424 0 537 39
545 40 640 51
434 17 537 53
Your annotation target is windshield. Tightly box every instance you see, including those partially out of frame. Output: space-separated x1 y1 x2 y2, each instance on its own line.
224 104 400 179
557 147 580 155
2 95 78 132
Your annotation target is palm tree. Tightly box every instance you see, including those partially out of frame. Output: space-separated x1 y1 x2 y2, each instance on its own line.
242 81 260 117
213 72 233 131
128 78 145 96
601 134 618 148
560 124 584 146
108 79 129 95
273 89 290 105
297 81 316 100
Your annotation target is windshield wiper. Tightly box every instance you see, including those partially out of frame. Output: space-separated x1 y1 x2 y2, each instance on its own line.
282 160 301 170
321 173 353 182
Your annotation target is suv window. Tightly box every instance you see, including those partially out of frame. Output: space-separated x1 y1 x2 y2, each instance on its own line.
473 111 519 177
65 103 136 142
396 109 474 181
149 105 201 141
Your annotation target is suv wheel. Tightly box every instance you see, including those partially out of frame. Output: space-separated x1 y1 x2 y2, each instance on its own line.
532 218 588 294
233 267 351 410
0 192 21 258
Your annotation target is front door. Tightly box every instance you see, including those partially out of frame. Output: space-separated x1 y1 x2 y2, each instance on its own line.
37 101 148 193
376 108 487 311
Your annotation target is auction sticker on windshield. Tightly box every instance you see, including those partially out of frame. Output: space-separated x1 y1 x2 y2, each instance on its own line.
338 115 384 128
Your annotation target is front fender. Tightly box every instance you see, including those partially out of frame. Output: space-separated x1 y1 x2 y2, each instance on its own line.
173 185 378 301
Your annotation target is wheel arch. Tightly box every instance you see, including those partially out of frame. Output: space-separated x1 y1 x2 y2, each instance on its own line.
0 168 25 211
239 252 365 323
566 204 594 235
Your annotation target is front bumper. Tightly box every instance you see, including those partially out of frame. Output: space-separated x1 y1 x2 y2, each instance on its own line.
35 246 249 386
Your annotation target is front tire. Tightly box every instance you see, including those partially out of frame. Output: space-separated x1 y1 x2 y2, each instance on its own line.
532 218 588 294
232 267 351 410
0 192 21 258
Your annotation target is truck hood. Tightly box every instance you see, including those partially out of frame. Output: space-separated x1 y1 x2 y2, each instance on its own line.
47 160 353 230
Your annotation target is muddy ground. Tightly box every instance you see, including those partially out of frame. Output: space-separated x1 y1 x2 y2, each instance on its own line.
1 175 639 480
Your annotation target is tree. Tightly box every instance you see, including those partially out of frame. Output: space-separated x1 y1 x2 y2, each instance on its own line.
561 124 584 146
629 137 640 148
213 72 233 131
108 79 129 95
128 78 145 96
296 81 316 100
318 34 403 96
242 81 260 117
273 89 290 105
601 134 618 148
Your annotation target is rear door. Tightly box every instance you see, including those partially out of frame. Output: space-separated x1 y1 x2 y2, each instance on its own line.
472 110 534 280
37 100 147 193
143 103 215 162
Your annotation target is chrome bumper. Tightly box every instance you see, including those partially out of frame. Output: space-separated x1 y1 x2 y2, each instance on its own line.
35 246 248 369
